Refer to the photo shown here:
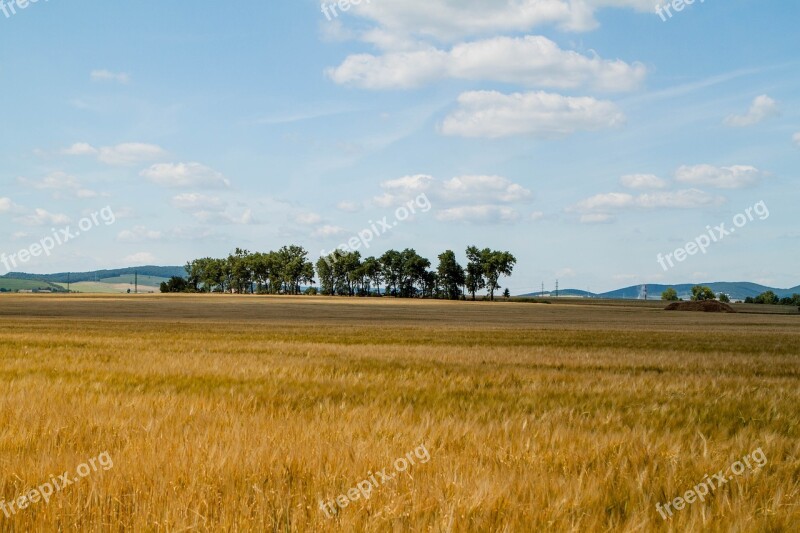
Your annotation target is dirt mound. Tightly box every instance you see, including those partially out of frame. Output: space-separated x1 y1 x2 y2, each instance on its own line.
665 300 736 313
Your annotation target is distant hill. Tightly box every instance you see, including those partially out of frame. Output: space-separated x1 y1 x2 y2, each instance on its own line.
2 266 186 284
521 282 800 301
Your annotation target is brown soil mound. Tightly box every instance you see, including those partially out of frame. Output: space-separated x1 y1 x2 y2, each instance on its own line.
665 300 736 313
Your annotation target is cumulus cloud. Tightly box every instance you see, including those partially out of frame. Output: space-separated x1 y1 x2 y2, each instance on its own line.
336 201 361 212
312 225 347 238
295 212 323 225
441 175 532 202
372 173 532 224
569 188 722 222
436 205 520 223
17 172 99 199
328 36 645 91
90 70 130 84
14 208 71 226
142 163 231 189
675 164 766 189
329 0 655 43
170 193 226 211
62 142 166 165
0 197 21 213
619 174 667 190
168 193 252 225
724 95 779 127
117 226 163 243
441 90 625 138
793 132 800 147
123 252 156 264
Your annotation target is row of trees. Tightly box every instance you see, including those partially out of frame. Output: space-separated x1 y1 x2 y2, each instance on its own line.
744 291 800 306
167 246 517 300
662 286 800 306
661 286 721 302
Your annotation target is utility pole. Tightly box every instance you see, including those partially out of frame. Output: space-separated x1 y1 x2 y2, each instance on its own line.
541 282 545 298
556 280 559 298
135 271 138 294
67 272 70 293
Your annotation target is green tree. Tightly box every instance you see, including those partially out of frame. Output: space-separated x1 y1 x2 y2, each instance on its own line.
691 285 715 301
465 246 485 301
482 250 516 301
436 250 466 300
661 288 679 301
160 276 189 293
754 291 779 305
719 293 731 303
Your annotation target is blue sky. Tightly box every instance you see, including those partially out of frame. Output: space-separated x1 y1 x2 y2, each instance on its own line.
1 0 798 293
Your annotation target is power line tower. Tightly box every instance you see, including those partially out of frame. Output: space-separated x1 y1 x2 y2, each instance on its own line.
541 282 545 298
135 271 138 294
555 280 559 298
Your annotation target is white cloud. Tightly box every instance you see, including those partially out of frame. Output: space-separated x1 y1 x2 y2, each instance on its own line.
170 193 226 211
98 143 166 165
328 36 645 91
675 164 766 189
142 163 231 189
331 0 654 43
14 208 71 226
312 225 347 238
117 226 163 243
620 174 667 190
90 70 130 84
372 173 534 225
580 213 615 224
441 90 624 138
570 189 721 217
441 175 532 203
295 212 323 225
0 196 22 213
793 132 800 147
62 142 98 156
724 95 779 127
530 211 544 221
436 205 520 223
336 201 361 212
123 252 156 264
17 172 98 199
63 142 166 165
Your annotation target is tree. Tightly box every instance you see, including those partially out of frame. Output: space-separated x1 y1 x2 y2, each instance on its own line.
719 293 731 303
436 250 466 300
754 291 779 305
160 276 189 293
482 249 516 301
691 285 715 301
503 288 511 299
661 288 679 301
465 246 485 301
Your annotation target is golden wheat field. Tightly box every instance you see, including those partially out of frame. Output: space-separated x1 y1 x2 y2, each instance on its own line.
0 294 798 532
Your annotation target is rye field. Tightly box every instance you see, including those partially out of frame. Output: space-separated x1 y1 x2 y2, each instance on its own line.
0 295 798 532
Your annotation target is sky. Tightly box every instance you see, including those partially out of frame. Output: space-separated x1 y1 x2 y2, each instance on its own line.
1 0 798 294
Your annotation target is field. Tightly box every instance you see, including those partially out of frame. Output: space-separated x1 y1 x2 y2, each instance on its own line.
0 279 63 292
0 295 798 531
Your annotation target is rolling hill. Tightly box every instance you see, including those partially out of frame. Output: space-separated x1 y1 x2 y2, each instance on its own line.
523 282 800 301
